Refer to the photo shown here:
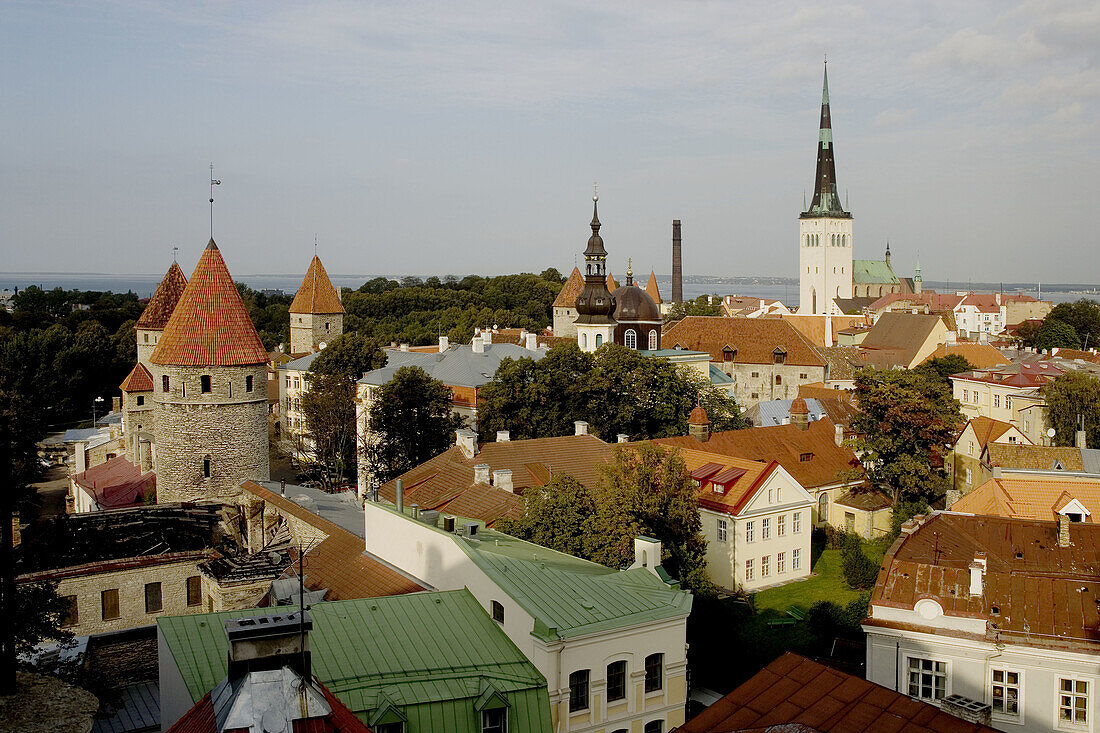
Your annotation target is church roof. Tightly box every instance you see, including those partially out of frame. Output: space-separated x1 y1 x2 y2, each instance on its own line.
801 64 850 219
852 259 900 284
120 362 154 392
612 283 661 323
552 267 585 308
606 273 618 291
136 262 188 330
150 240 269 366
645 271 663 304
289 255 344 315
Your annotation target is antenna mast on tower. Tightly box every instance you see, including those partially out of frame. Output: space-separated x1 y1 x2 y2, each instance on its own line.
209 164 221 239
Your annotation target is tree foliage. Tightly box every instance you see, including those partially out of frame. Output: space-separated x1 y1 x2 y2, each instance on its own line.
235 284 295 351
914 354 972 385
1045 298 1100 349
839 536 879 590
13 581 74 658
850 367 962 502
300 373 357 491
495 475 599 558
478 343 744 442
664 294 722 322
365 366 464 484
1042 371 1100 448
308 333 387 381
1034 319 1081 351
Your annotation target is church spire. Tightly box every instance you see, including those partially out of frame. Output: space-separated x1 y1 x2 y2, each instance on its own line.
802 61 849 219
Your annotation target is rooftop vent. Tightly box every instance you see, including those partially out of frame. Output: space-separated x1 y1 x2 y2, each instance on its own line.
942 695 992 726
463 522 480 539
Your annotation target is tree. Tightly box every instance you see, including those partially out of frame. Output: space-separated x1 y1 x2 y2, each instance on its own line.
850 367 962 502
496 475 599 558
1013 319 1041 348
1034 319 1081 351
1046 298 1100 349
365 366 464 484
309 332 387 381
300 373 357 491
13 581 74 659
591 444 714 595
664 295 722 322
1042 371 1100 448
914 354 972 385
840 540 878 590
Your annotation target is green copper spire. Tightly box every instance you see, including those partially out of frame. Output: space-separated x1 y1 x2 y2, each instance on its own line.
822 60 830 105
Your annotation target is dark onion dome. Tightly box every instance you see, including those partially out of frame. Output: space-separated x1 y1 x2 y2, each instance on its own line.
611 282 660 323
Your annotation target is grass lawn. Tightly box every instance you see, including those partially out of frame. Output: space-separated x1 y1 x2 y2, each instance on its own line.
752 548 863 613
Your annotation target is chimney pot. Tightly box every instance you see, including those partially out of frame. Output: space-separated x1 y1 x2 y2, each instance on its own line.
438 335 449 353
496 430 510 442
574 420 589 436
399 343 409 352
482 330 492 345
472 336 485 354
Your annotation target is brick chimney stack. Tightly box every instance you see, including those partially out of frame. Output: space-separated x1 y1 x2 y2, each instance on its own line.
672 220 682 303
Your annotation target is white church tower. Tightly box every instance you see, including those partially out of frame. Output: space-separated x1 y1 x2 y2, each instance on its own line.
799 63 853 315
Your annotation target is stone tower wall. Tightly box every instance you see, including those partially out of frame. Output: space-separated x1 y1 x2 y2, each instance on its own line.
798 216 853 315
121 391 153 457
152 363 269 503
136 328 162 368
290 313 343 353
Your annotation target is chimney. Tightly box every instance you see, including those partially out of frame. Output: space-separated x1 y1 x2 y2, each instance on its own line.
496 430 510 442
472 336 485 354
138 438 152 473
969 552 986 596
395 478 403 513
482 330 492 345
617 433 630 443
824 312 833 347
74 440 87 474
112 396 121 413
672 220 683 303
630 536 663 577
225 612 312 681
946 331 958 346
438 335 449 353
492 469 513 492
456 429 478 458
525 333 539 351
399 343 409 352
1059 512 1072 547
474 464 491 484
574 420 589 436
979 330 989 345
992 465 1002 479
834 423 845 447
1076 415 1087 449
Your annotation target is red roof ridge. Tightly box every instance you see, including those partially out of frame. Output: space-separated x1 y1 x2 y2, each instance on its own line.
289 255 344 315
150 239 269 366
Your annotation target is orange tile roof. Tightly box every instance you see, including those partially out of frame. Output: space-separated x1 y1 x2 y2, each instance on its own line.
654 418 863 490
678 652 999 733
956 416 1018 449
859 312 945 368
923 343 1009 369
135 261 188 329
289 255 344 315
606 273 618 291
663 447 776 516
552 267 585 308
662 316 827 367
119 362 154 392
985 443 1083 470
150 240 269 366
645 271 662 305
772 314 870 348
953 475 1100 520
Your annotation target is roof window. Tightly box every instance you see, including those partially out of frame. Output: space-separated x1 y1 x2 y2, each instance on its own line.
800 452 813 462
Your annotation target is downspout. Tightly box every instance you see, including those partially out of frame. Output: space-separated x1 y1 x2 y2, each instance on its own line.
895 640 900 692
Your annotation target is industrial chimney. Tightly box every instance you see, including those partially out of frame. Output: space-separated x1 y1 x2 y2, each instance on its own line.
672 219 683 303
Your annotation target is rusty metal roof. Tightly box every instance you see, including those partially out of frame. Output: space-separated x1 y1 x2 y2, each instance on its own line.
289 255 344 315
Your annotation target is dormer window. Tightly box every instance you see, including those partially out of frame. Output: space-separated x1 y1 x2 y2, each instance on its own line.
773 349 787 364
713 483 724 494
800 452 813 462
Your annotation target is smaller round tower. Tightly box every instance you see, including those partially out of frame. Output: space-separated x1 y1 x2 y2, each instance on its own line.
289 255 344 354
135 262 188 368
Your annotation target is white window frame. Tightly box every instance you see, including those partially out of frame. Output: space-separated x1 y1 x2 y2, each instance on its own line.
624 329 637 350
716 519 728 543
793 512 801 534
990 668 1021 721
777 552 785 574
761 518 770 540
778 514 786 537
744 559 753 581
648 330 657 350
761 555 770 577
906 656 948 702
1058 677 1090 729
745 521 754 543
792 547 801 571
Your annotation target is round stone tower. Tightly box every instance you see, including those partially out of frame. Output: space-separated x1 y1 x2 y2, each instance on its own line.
149 239 270 503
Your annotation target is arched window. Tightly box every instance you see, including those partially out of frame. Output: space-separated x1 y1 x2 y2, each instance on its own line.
648 330 658 350
581 333 588 349
595 334 603 348
624 329 637 350
818 493 828 523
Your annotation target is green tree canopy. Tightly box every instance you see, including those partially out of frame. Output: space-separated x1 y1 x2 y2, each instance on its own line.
664 294 722 322
365 366 464 484
1034 318 1081 351
850 367 962 502
495 475 599 558
914 354 973 385
1042 371 1100 448
309 333 387 381
300 372 358 491
1045 298 1100 349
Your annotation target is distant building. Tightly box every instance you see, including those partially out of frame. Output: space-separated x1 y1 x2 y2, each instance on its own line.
947 417 1032 498
552 266 585 337
950 361 1063 427
288 254 344 354
856 312 949 369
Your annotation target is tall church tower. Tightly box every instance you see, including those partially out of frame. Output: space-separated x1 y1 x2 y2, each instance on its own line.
799 63 853 315
574 192 616 352
149 239 271 503
289 255 344 353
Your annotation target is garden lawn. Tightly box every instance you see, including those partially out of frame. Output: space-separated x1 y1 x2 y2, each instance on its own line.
752 548 864 614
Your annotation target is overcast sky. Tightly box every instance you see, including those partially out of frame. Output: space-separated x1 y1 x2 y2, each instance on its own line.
2 1 1098 284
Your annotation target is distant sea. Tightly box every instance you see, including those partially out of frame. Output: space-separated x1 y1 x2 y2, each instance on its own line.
1 273 1095 309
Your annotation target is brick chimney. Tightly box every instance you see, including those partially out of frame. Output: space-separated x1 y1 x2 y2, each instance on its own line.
1059 512 1072 547
438 335 449 353
472 336 485 354
456 429 478 458
492 469 513 492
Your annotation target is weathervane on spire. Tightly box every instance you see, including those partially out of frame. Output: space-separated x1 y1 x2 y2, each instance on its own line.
593 181 598 202
209 164 221 239
314 233 318 255
172 245 179 262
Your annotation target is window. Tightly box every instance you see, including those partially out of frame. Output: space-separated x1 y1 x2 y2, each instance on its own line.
648 330 657 350
376 724 404 733
907 658 947 701
595 334 603 348
774 351 786 364
775 375 782 385
644 653 663 693
751 371 759 378
162 375 170 392
991 669 1020 717
751 392 759 399
761 555 770 577
61 596 78 627
819 494 829 522
768 488 773 503
607 661 627 702
246 375 253 392
203 456 211 478
644 722 663 733
568 670 590 712
186 576 202 606
101 589 120 620
792 548 801 570
746 521 754 543
994 394 1000 408
200 375 211 393
491 600 505 624
845 512 856 533
581 333 588 349
145 582 163 613
968 441 974 457
1009 435 1017 444
965 467 972 485
1059 678 1088 726
143 333 149 343
800 452 813 462
717 519 728 542
777 515 786 536
800 372 808 379
745 559 754 581
625 329 637 350
482 709 507 733
777 552 786 573
793 512 802 533
761 518 770 540
136 395 144 406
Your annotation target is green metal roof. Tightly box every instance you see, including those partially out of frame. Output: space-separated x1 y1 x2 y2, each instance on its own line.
852 259 900 285
158 589 552 733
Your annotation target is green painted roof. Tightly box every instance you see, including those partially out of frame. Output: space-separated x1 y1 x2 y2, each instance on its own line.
852 259 899 284
158 589 552 733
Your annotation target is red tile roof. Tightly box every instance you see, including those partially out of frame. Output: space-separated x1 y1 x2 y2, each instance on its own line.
662 316 827 367
150 240 269 366
606 273 618 291
678 652 998 732
72 456 155 509
651 445 777 516
955 417 1017 450
119 362 154 392
289 255 345 315
552 267 585 308
135 262 188 330
953 475 1100 520
645 271 662 305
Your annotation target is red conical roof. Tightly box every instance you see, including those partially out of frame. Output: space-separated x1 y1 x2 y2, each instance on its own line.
552 267 585 308
119 362 154 392
149 240 268 366
645 271 663 305
136 262 188 330
289 255 344 315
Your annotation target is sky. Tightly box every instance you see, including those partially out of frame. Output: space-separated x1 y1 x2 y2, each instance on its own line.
1 0 1098 284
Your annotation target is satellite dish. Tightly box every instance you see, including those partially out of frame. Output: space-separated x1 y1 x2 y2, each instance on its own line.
1047 428 1056 438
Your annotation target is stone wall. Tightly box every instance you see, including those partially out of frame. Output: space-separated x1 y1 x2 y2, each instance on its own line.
290 313 343 354
121 390 153 456
201 573 271 612
136 328 162 368
726 363 827 411
152 363 269 504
